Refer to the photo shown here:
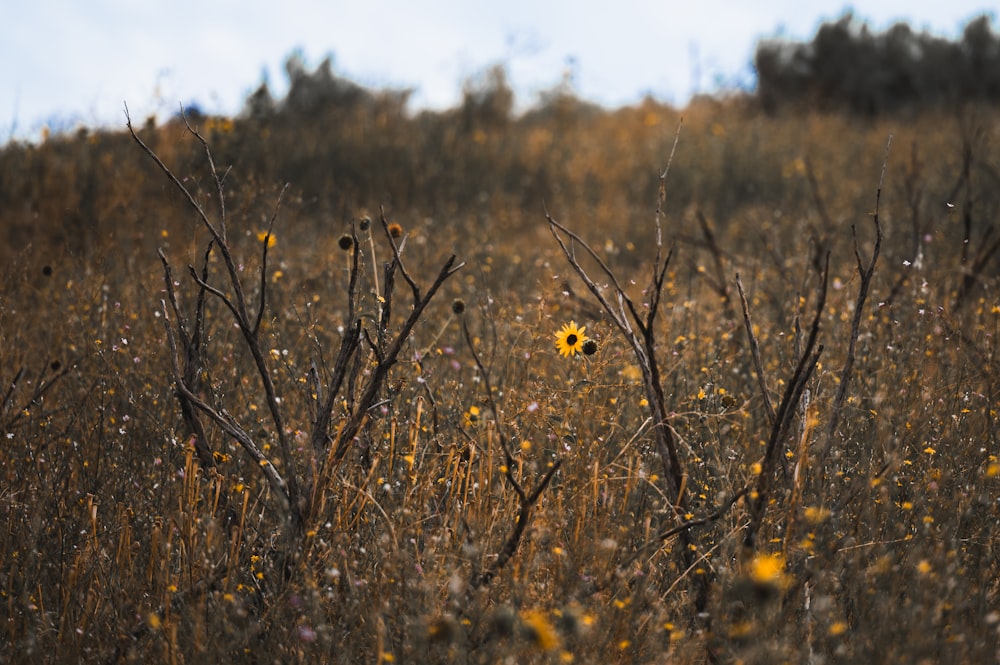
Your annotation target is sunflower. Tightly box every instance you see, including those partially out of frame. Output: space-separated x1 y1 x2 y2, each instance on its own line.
554 321 588 358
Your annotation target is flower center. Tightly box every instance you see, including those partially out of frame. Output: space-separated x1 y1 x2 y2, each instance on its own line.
566 334 578 346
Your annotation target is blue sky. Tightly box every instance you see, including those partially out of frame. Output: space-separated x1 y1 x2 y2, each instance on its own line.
2 1 995 140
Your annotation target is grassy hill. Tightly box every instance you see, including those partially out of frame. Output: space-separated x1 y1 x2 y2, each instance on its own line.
2 86 999 663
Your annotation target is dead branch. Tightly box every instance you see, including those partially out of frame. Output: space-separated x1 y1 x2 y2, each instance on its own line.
459 313 563 590
819 136 890 464
130 107 302 525
745 253 828 550
736 273 777 427
328 254 463 467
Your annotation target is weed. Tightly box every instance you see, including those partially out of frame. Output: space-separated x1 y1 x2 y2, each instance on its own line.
1 91 999 663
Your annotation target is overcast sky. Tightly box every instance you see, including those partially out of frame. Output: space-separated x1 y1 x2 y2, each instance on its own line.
2 1 995 140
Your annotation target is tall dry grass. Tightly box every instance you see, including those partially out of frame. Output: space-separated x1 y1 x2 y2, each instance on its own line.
2 93 999 663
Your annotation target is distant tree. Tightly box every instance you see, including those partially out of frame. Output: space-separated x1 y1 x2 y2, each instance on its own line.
754 12 1000 114
962 15 1000 99
459 64 514 131
244 82 275 118
282 53 369 116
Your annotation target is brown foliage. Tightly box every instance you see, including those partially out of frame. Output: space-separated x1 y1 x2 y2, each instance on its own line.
2 85 1000 663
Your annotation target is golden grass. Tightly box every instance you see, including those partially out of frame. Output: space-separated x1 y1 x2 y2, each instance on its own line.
1 94 999 663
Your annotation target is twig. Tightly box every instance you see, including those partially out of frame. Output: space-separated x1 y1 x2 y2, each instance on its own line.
459 313 563 589
159 299 292 510
547 128 720 613
696 210 736 321
745 253 828 549
618 484 750 573
379 206 420 304
819 135 890 464
470 460 562 590
130 108 303 526
736 273 777 427
546 214 683 499
158 247 215 470
329 255 463 466
0 364 70 433
253 184 289 335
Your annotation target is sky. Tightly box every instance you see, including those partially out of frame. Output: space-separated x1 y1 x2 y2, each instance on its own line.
2 1 996 141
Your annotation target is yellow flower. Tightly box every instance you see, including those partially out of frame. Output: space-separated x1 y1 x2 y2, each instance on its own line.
256 230 276 248
520 609 560 651
803 506 831 523
749 552 789 589
554 321 588 358
464 405 480 427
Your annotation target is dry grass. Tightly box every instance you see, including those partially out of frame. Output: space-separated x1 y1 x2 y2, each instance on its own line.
2 93 999 663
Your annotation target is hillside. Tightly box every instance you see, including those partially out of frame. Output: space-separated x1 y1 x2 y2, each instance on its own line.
2 76 1000 663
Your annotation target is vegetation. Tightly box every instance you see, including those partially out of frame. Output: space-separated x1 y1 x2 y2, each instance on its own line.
2 52 1000 663
756 12 1000 114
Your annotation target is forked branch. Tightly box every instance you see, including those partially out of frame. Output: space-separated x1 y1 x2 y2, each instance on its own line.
327 254 463 468
459 313 562 589
546 213 683 504
744 254 828 550
736 273 777 427
130 107 302 524
819 136 891 465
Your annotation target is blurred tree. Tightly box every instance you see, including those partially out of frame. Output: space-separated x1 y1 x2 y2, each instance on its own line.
754 12 1000 114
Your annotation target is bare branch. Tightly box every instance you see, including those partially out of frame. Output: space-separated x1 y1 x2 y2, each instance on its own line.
820 135 890 464
125 106 220 242
470 459 562 590
180 109 230 241
746 254 829 549
253 183 288 336
618 484 750 573
379 206 420 304
134 111 301 525
459 314 524 500
655 119 684 258
158 250 215 470
187 264 240 322
311 319 362 454
329 255 463 466
547 212 644 331
696 210 736 320
736 273 777 427
459 307 562 590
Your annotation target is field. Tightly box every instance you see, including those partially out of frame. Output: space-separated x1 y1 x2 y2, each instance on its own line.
2 85 999 663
